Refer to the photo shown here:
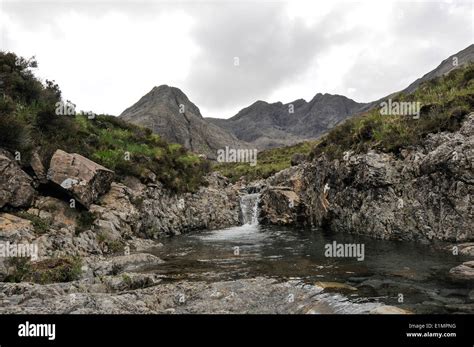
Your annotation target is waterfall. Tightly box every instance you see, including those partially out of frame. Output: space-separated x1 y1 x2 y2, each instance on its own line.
240 193 260 225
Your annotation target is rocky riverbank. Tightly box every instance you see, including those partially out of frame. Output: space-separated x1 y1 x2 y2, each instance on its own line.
0 147 241 281
259 113 474 242
0 113 472 314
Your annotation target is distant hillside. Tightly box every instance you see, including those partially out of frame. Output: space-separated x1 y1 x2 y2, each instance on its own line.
358 44 474 113
207 94 365 149
209 44 474 149
119 85 248 159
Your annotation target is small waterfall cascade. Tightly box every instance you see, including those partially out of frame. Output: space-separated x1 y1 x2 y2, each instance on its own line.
240 193 260 225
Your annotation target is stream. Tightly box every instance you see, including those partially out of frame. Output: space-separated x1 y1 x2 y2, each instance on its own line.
146 193 473 314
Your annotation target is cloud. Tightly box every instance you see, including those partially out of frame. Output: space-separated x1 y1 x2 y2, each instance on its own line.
0 0 472 118
336 0 474 102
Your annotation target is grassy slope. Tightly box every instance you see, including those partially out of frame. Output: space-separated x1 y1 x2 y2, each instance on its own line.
311 63 474 160
0 52 209 192
213 140 317 183
214 63 473 182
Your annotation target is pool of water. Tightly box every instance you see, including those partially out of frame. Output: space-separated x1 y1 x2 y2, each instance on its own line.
147 223 474 313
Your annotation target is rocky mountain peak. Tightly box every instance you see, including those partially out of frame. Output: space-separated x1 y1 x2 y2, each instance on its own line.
119 86 247 159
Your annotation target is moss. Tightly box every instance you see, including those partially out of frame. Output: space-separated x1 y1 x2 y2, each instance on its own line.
122 273 132 286
96 232 125 254
4 257 82 284
75 210 95 234
13 211 51 235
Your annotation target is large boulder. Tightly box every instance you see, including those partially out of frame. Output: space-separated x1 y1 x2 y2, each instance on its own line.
449 261 474 281
47 150 114 208
259 187 305 225
0 151 35 208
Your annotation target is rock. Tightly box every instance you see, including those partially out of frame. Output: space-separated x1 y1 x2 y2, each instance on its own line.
101 272 162 292
369 306 412 314
469 289 474 301
47 149 114 208
127 238 162 252
0 213 36 280
30 150 47 183
0 153 35 208
29 196 79 230
0 213 35 241
259 187 305 225
88 253 164 277
456 243 474 257
314 281 357 292
449 261 474 281
135 173 241 237
302 301 336 314
291 153 306 166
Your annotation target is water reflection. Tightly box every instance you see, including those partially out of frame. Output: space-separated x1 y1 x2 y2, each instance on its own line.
147 224 473 313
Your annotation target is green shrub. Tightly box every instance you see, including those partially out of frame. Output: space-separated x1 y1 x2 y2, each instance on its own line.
4 257 82 284
0 51 209 193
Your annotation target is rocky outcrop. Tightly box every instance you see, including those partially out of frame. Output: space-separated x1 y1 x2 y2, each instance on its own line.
0 165 241 262
449 261 474 281
260 113 474 242
119 85 248 159
259 187 305 225
208 95 365 149
0 275 383 314
0 151 35 208
47 149 115 208
30 149 47 183
84 253 164 277
94 173 241 238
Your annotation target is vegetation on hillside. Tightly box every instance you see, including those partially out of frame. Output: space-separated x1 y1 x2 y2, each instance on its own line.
215 64 473 182
4 256 82 284
213 141 316 182
310 63 474 160
0 51 209 192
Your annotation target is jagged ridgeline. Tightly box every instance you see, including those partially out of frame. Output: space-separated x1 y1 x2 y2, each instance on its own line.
311 63 474 160
215 62 474 182
0 52 210 192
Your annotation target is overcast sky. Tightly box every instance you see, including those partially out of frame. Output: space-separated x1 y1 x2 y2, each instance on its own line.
0 0 472 118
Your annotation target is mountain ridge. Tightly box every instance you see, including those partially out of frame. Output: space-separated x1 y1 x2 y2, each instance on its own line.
119 85 249 159
120 44 474 152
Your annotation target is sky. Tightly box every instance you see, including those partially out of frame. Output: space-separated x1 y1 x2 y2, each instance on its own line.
0 0 473 119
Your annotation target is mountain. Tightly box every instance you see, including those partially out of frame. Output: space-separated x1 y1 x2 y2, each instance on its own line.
207 94 365 149
358 44 474 113
119 85 247 159
121 45 474 153
402 44 474 94
209 44 474 149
